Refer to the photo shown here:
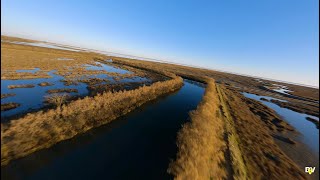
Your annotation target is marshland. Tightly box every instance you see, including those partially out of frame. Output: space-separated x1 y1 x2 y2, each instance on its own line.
1 35 319 180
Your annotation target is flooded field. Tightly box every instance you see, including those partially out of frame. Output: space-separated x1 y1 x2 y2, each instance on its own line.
243 92 319 154
1 80 205 180
1 62 151 120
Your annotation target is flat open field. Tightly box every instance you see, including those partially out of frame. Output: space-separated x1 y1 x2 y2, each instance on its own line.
1 36 319 180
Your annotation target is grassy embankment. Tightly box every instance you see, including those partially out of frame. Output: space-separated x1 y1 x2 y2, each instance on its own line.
167 78 227 179
168 78 307 180
1 73 183 166
168 78 247 179
222 86 306 179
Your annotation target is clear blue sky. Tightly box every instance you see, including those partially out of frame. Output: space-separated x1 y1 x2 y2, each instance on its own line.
1 0 319 87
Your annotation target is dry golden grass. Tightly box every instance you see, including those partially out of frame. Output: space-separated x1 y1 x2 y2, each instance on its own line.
222 87 307 179
38 82 54 87
1 75 183 166
1 103 20 111
96 60 152 79
1 93 16 99
44 93 71 107
169 79 307 180
1 35 38 43
54 68 112 78
1 42 101 71
1 71 52 80
168 78 227 180
1 36 109 81
46 88 78 94
111 57 319 101
216 84 248 180
1 36 313 179
87 82 150 96
7 84 35 89
1 37 165 84
1 41 155 82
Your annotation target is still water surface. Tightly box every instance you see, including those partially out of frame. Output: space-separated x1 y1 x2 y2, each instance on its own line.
1 80 205 180
1 63 149 119
242 92 319 155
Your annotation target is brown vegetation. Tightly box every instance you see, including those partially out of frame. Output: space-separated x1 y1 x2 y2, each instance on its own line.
60 79 79 86
245 98 294 132
46 88 78 94
272 134 296 145
111 56 318 105
1 103 20 111
1 38 164 84
1 35 38 43
242 86 319 118
87 82 152 95
305 117 319 129
78 77 109 85
1 38 106 72
1 36 316 179
1 71 52 80
169 79 306 180
221 86 306 179
288 85 319 101
1 75 183 166
259 85 318 104
7 84 35 89
38 82 54 86
168 78 227 179
1 93 16 99
1 36 109 83
270 99 319 117
44 93 71 107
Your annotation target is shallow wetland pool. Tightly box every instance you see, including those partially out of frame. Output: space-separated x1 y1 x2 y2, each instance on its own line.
242 92 319 154
1 62 151 120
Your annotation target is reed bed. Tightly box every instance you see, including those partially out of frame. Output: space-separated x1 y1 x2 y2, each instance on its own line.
38 82 54 86
1 71 52 80
7 84 35 89
1 93 16 99
1 75 183 166
168 78 227 180
168 79 306 180
1 103 20 111
46 88 78 94
219 87 306 179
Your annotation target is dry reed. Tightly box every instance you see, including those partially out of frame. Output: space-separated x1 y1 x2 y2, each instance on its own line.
1 75 183 166
168 78 227 180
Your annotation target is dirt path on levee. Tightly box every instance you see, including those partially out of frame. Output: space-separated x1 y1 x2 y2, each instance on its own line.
216 83 308 180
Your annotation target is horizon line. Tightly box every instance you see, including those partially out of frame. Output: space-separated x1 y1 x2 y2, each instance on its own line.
2 33 319 89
